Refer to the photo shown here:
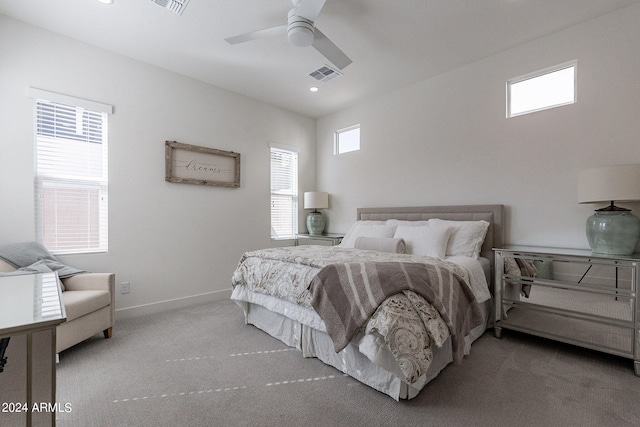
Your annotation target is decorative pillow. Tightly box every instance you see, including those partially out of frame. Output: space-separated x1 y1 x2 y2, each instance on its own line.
354 236 406 254
0 241 86 279
339 221 396 248
428 219 490 259
392 223 452 258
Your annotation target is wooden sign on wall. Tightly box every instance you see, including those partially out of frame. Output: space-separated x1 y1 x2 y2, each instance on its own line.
165 141 240 188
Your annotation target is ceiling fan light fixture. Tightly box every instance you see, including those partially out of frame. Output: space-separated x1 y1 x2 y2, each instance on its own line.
288 26 314 47
287 9 315 47
226 1 352 70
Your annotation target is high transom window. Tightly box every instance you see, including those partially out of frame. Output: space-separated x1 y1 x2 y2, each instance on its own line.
507 61 576 117
335 125 360 154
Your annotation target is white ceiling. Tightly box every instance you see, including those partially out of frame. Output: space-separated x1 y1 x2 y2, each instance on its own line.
1 0 638 118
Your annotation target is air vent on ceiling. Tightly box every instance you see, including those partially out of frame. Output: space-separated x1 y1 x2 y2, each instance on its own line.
309 65 343 82
151 0 190 15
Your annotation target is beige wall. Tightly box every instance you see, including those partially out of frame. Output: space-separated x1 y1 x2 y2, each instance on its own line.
0 15 316 317
316 4 640 251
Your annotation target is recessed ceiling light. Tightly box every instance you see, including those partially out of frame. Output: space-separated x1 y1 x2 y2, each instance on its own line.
97 0 114 4
309 87 319 92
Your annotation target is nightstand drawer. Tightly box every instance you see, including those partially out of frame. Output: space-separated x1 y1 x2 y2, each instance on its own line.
295 233 343 246
501 301 635 358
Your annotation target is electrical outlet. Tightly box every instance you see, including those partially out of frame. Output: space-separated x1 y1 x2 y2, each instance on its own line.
121 282 130 294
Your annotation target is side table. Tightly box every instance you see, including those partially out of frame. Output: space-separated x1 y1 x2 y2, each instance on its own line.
494 246 639 376
295 233 344 246
0 272 66 426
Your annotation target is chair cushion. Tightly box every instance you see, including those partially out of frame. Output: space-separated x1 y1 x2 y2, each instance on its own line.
62 290 111 322
0 259 15 272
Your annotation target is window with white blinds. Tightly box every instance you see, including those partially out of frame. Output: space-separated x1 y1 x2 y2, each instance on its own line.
31 88 111 254
270 146 298 239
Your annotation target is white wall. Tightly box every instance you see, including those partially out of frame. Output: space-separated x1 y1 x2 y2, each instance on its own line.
317 4 640 251
3 4 640 320
0 15 316 317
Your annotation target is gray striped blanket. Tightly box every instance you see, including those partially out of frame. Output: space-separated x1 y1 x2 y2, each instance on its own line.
310 261 483 362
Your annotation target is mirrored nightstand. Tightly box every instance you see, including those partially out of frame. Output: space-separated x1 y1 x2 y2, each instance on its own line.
295 233 344 246
494 246 640 376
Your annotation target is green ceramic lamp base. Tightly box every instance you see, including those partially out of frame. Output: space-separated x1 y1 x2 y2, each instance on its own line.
306 211 326 236
586 207 640 255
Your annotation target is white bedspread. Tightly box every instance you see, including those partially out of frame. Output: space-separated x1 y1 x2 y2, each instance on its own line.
231 245 490 385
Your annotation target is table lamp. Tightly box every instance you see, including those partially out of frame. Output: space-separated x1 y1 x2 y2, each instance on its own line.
304 191 329 236
578 164 640 255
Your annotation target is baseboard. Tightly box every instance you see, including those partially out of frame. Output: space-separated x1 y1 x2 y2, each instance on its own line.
115 288 232 320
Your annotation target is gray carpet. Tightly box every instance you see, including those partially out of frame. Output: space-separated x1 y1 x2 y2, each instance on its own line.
55 299 640 427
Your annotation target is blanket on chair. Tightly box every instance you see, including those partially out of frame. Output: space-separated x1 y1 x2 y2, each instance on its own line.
310 261 483 361
0 241 86 280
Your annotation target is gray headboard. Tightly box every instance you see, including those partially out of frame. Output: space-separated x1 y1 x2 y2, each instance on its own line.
357 204 504 284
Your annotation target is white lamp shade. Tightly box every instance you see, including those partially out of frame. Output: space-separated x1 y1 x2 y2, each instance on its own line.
578 164 640 204
304 192 329 209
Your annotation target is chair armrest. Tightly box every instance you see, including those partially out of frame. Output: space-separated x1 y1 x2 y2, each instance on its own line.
62 273 115 293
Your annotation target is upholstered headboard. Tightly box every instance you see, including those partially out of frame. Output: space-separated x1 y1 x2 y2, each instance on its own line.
357 204 504 285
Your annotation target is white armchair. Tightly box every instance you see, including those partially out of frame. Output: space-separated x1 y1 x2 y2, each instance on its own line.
55 271 115 353
0 246 115 355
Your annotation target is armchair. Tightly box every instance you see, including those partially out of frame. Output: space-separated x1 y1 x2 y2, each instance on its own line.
0 243 115 355
55 271 115 353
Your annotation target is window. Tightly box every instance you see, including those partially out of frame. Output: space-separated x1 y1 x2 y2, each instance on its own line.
30 88 112 254
335 125 360 154
507 61 576 117
270 146 298 239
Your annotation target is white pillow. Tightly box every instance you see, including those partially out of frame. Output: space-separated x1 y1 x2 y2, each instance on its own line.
385 219 429 227
392 223 452 258
428 219 490 259
340 221 396 248
354 236 406 254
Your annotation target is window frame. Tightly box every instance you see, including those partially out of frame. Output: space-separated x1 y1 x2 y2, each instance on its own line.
29 88 112 255
270 145 299 240
334 124 361 154
506 61 577 118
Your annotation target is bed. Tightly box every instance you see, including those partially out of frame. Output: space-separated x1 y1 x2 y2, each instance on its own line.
231 204 504 400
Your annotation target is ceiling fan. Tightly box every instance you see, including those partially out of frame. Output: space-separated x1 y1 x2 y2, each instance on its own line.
225 0 352 70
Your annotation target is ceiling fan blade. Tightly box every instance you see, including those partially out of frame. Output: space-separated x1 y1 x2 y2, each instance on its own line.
225 24 287 45
312 28 352 70
294 0 326 21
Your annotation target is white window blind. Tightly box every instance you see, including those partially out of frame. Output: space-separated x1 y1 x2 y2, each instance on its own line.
270 147 298 239
31 89 110 254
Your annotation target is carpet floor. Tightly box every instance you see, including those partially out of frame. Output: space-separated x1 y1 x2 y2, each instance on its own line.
54 299 640 427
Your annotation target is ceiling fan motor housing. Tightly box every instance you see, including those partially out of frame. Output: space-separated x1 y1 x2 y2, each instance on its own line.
287 8 314 47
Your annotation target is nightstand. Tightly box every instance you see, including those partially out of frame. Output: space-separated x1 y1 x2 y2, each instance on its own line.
296 233 344 246
494 246 640 376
